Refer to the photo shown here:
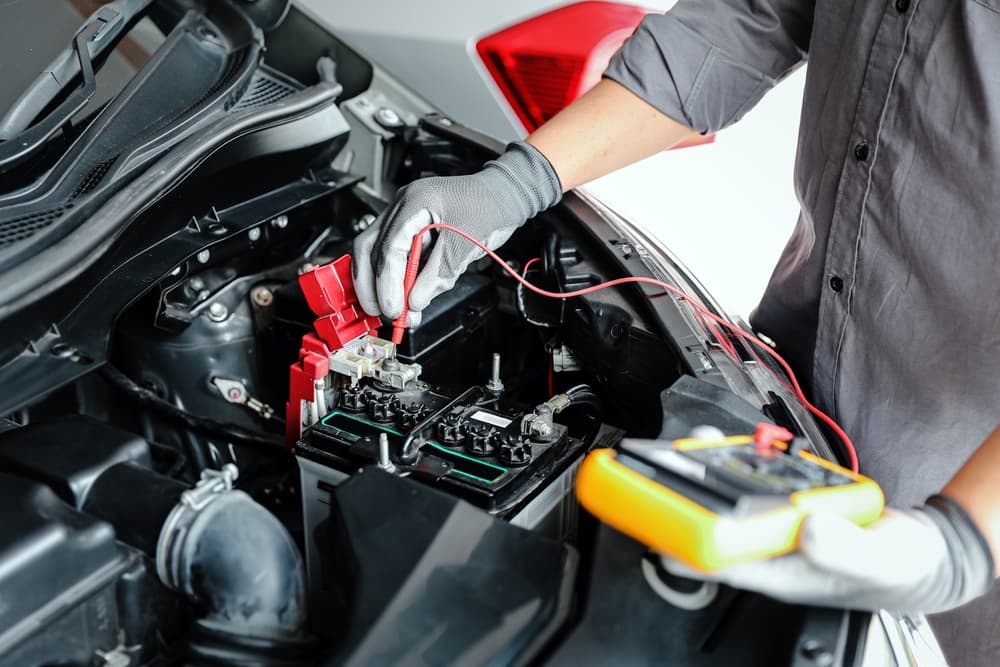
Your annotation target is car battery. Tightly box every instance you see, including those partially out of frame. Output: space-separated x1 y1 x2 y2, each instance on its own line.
393 272 497 365
295 378 586 590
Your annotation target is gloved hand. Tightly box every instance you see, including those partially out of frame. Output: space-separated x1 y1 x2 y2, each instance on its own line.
663 495 995 614
353 141 561 326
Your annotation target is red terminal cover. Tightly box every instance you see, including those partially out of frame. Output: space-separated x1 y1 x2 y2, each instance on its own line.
298 254 381 349
286 255 381 444
285 335 331 445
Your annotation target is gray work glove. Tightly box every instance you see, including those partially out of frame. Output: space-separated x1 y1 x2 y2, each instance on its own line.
353 141 561 326
664 495 995 614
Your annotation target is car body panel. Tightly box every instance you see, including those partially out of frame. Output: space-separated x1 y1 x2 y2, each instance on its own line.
295 0 677 140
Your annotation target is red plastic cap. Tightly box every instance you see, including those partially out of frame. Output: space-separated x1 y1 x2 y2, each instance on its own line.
299 254 360 315
299 254 381 350
754 423 794 448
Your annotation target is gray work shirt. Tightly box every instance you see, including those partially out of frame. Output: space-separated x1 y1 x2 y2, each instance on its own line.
605 2 1000 663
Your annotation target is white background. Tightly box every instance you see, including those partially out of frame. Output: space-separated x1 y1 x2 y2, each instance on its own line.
585 69 807 318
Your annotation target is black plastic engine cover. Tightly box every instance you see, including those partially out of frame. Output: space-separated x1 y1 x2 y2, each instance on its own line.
0 414 150 508
548 523 869 667
313 468 577 666
0 473 130 666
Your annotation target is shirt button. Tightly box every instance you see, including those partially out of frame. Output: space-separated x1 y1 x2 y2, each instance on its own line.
895 0 910 12
854 141 870 161
829 276 845 292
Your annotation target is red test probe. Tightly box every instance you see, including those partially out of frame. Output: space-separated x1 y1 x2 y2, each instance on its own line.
391 233 424 344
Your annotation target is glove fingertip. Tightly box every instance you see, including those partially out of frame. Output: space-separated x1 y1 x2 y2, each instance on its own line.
357 293 381 318
380 299 402 321
407 280 435 313
407 249 446 313
352 241 381 317
376 255 408 320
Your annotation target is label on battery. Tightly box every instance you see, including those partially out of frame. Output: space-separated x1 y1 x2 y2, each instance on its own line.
469 411 513 428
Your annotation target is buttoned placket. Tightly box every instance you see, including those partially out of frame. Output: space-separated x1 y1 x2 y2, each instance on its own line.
811 0 920 419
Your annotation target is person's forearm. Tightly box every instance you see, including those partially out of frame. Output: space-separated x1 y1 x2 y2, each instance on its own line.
943 424 1000 564
526 79 697 192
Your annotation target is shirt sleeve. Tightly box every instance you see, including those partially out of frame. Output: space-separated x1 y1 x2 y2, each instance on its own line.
604 0 814 134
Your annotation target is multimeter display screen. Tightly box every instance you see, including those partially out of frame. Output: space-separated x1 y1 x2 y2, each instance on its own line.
682 446 855 496
621 440 856 505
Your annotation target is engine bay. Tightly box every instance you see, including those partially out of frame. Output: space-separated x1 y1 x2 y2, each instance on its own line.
0 50 689 665
0 3 865 666
0 129 685 664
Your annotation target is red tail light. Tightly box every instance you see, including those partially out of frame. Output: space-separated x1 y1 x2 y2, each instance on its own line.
477 1 713 148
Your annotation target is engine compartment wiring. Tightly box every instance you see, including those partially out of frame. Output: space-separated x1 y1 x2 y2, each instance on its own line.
401 223 859 472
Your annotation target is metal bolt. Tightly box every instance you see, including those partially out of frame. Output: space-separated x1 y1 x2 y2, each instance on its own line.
196 249 211 264
189 277 206 292
270 214 289 229
248 227 261 242
208 302 228 322
374 107 405 130
298 262 315 275
486 353 504 392
799 641 834 666
354 213 377 233
251 286 274 307
382 357 399 371
220 463 239 483
377 433 396 473
50 343 75 358
95 649 131 667
170 266 183 276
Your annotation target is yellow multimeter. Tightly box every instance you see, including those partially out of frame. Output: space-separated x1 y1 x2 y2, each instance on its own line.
575 425 884 572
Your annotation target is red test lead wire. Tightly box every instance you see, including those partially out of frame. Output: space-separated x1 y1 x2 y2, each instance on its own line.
395 223 858 472
392 234 425 344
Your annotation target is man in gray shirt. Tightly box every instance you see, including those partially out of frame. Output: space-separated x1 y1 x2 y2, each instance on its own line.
354 1 1000 663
